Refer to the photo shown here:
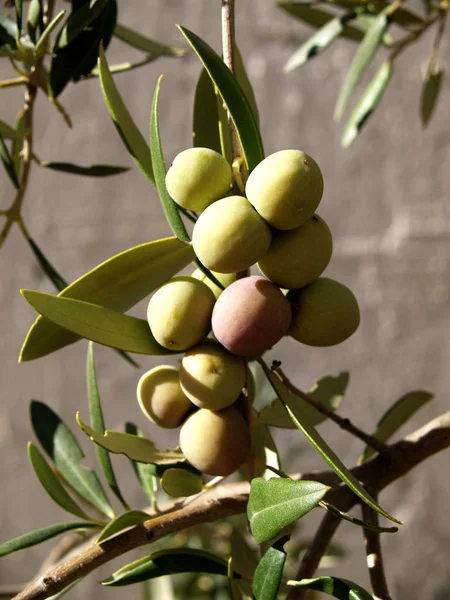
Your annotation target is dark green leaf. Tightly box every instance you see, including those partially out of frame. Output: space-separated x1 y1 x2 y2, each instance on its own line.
160 468 203 497
319 501 398 533
252 541 287 600
27 0 43 43
359 390 433 463
342 59 393 147
28 442 91 520
96 510 150 543
24 235 68 291
334 5 391 120
19 236 194 362
178 25 264 172
87 343 129 509
382 7 426 30
150 76 190 242
54 0 106 49
192 67 223 154
35 10 66 56
21 290 175 355
259 361 401 525
77 415 185 464
97 42 153 182
15 0 22 36
421 68 443 128
284 12 364 72
10 108 25 179
0 134 20 189
0 13 18 49
103 549 229 586
0 119 26 140
248 478 329 544
0 521 98 558
125 422 159 504
114 22 185 56
30 400 115 519
278 2 365 36
287 576 374 599
40 160 129 176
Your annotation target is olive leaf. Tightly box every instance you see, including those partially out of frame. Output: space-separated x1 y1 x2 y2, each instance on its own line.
286 576 374 599
252 540 287 600
114 22 185 57
96 510 151 544
421 68 444 128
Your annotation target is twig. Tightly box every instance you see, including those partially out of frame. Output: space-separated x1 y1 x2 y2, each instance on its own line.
361 493 393 600
0 76 28 88
270 361 390 455
12 410 450 600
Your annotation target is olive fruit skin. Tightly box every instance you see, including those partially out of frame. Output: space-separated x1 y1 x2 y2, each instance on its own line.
212 275 292 357
191 268 247 299
192 196 272 274
246 149 324 230
258 215 333 289
287 277 360 347
165 148 232 212
137 366 192 429
179 406 251 476
180 341 246 410
147 276 216 351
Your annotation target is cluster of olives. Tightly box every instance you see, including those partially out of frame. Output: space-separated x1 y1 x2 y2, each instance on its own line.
136 147 360 479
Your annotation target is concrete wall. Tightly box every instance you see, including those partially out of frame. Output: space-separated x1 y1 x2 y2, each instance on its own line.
1 1 449 598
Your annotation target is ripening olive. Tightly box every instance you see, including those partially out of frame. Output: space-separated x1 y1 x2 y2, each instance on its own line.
245 149 324 230
137 365 192 429
258 215 333 289
211 275 292 357
180 341 246 410
165 147 232 212
287 277 360 346
179 406 251 476
147 276 216 351
192 196 272 273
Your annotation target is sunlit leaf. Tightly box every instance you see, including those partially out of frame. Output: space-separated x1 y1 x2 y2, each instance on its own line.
342 59 393 147
35 10 66 56
0 521 98 558
27 0 43 43
334 5 391 120
0 119 26 140
39 161 129 176
77 415 185 464
178 26 264 172
114 22 185 56
287 576 374 599
359 390 433 463
97 43 153 183
248 478 329 544
30 400 115 519
160 468 203 497
0 134 20 189
259 361 401 524
47 579 83 600
421 68 444 128
252 541 287 600
235 47 260 125
20 236 194 361
150 76 190 242
10 108 25 179
96 510 150 543
28 442 91 520
103 549 229 586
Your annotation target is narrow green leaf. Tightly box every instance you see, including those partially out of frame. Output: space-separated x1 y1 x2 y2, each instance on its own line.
178 26 264 172
125 422 159 504
277 2 365 38
284 12 363 72
27 0 43 43
0 134 20 189
342 59 393 147
259 362 401 525
0 119 26 140
15 0 23 36
88 55 158 77
54 0 106 49
0 13 18 49
87 343 129 509
235 47 260 125
0 521 98 558
359 391 433 463
77 415 185 464
319 501 398 533
39 160 129 176
248 478 329 544
252 541 287 600
98 43 154 183
287 576 374 599
192 67 223 154
421 68 444 128
19 236 194 362
21 290 175 355
114 22 185 56
96 510 150 543
160 468 203 497
334 5 391 120
150 76 190 242
103 548 229 586
30 400 115 519
35 10 66 56
28 442 91 520
11 108 25 179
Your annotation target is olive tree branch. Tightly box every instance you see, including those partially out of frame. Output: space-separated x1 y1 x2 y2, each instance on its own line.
11 410 450 600
270 361 390 455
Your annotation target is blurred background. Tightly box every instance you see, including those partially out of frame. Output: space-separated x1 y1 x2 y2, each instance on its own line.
1 0 449 598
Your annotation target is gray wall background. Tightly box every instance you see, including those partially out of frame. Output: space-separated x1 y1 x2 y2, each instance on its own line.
1 1 449 598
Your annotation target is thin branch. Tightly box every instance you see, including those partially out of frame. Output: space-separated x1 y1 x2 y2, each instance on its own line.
270 361 390 455
0 76 28 88
12 411 450 600
361 493 393 600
